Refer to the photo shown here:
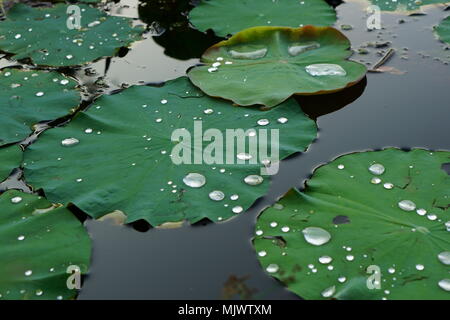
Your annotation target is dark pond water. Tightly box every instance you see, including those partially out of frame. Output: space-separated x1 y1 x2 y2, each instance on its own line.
2 0 450 300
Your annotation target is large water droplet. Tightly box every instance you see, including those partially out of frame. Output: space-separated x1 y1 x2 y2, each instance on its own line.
209 190 224 201
244 175 264 186
319 256 333 264
438 279 450 291
232 206 243 214
266 264 279 273
229 48 267 59
371 177 381 184
183 173 206 188
398 200 416 211
369 163 385 175
288 42 320 56
11 196 23 204
415 264 424 271
321 285 336 298
305 64 346 76
25 270 32 276
61 138 79 147
438 252 450 265
416 208 427 216
302 227 331 246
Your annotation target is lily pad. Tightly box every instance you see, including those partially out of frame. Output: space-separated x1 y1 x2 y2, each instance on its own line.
0 145 22 182
436 16 450 45
254 148 450 300
189 0 337 37
188 26 367 107
23 77 317 227
0 68 80 146
0 190 91 300
368 0 449 12
0 3 144 67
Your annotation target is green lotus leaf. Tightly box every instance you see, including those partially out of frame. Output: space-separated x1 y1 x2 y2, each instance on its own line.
189 0 337 37
0 3 144 67
188 26 367 108
23 77 317 227
368 0 448 12
0 68 80 146
254 148 450 300
0 145 22 182
436 16 450 45
0 190 91 300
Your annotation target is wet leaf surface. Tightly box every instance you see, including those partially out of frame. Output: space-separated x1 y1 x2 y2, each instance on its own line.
254 148 450 299
0 144 22 182
0 190 91 300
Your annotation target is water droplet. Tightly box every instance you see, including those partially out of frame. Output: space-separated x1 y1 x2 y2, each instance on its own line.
237 153 252 160
371 177 381 184
416 264 424 271
338 164 345 170
84 128 93 134
229 48 267 59
383 182 394 189
35 289 43 296
446 221 450 232
11 196 22 204
416 208 427 216
302 227 331 246
66 55 73 60
209 190 225 201
321 285 336 298
36 92 44 97
438 279 450 291
25 270 32 276
60 79 69 85
277 117 288 124
208 67 218 73
161 99 168 104
230 194 239 201
369 163 385 175
346 255 354 261
270 222 278 228
155 118 162 123
281 226 290 232
61 138 79 147
266 264 279 273
57 296 63 300
305 64 346 76
319 256 333 264
212 62 221 68
388 267 396 274
338 276 346 283
244 175 264 186
15 34 22 39
17 235 25 241
232 206 243 214
398 200 416 211
258 251 267 257
427 214 437 221
257 119 269 126
255 230 263 236
203 108 214 114
438 252 450 265
183 173 206 188
288 42 320 56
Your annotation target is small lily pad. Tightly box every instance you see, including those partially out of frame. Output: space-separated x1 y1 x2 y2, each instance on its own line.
368 0 448 12
23 77 317 227
189 0 337 37
0 3 144 67
0 190 91 300
0 145 22 182
436 16 450 45
0 68 80 146
254 148 450 300
188 26 367 107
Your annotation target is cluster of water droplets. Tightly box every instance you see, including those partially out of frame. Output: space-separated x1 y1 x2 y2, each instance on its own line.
207 56 233 73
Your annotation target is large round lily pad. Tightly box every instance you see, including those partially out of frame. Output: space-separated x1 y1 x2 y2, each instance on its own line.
254 148 450 300
188 26 367 108
23 77 317 227
0 190 91 300
189 0 337 37
0 145 22 182
436 16 450 46
0 3 144 67
0 68 80 146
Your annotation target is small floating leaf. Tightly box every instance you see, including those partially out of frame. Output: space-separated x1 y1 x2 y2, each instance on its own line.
189 0 336 37
23 77 317 227
254 148 450 299
0 3 144 67
0 145 22 182
0 190 91 300
436 16 450 46
188 26 367 107
0 69 80 146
